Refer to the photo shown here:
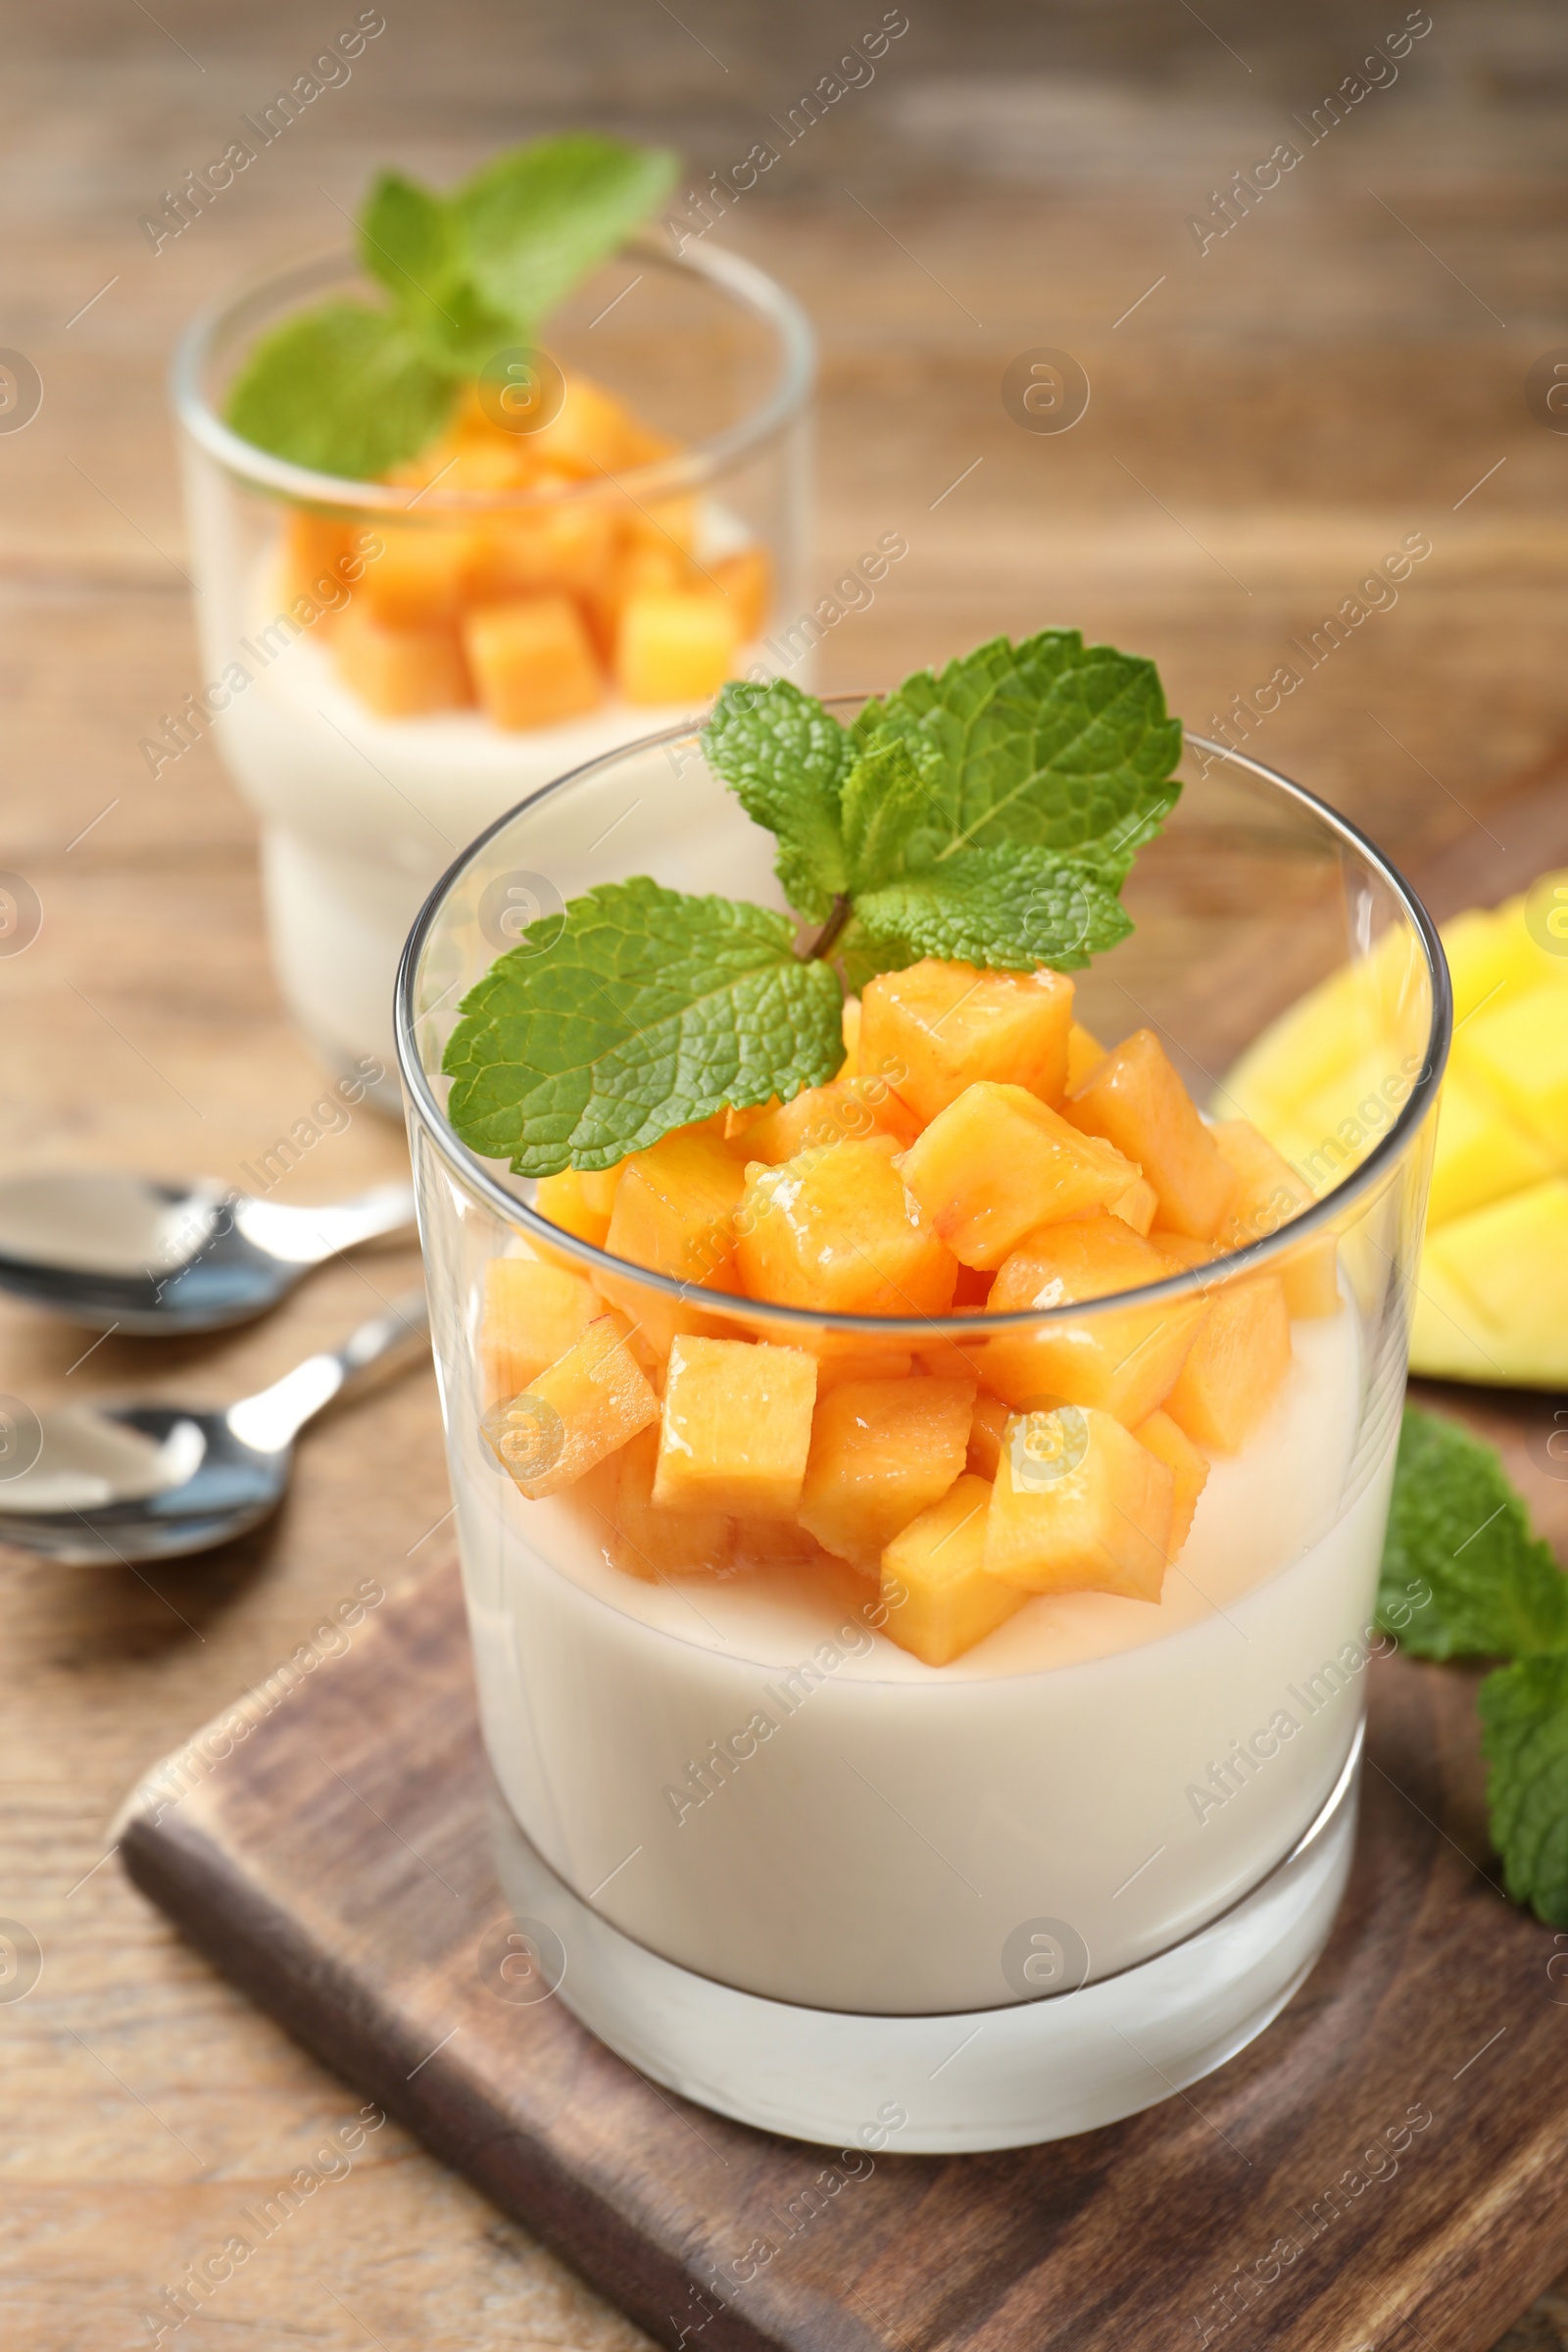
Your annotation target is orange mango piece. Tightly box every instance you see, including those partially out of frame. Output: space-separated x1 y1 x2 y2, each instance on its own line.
984 1405 1174 1601
881 1473 1026 1666
813 1344 915 1393
617 589 738 704
605 1127 746 1291
983 1213 1205 1426
333 604 470 716
483 1311 658 1498
360 524 473 625
282 508 353 613
798 1376 975 1571
583 539 688 664
859 959 1075 1123
1135 1409 1209 1559
654 1336 817 1517
479 1255 602 1403
533 1167 614 1251
735 1139 958 1317
1066 1020 1107 1091
464 594 604 729
470 498 620 601
966 1391 1012 1480
737 1075 919 1164
1164 1275 1293 1453
1065 1029 1239 1239
528 374 647 475
594 1425 733 1581
712 545 772 641
1210 1117 1342 1317
899 1081 1150 1270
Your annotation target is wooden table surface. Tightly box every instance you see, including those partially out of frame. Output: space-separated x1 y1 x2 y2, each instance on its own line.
3 2 1567 2344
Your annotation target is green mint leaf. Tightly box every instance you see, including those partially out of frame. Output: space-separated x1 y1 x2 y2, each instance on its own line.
1479 1656 1568 1924
455 134 679 334
1375 1406 1568 1660
441 878 845 1176
840 731 950 895
702 679 855 923
852 846 1133 974
851 630 1182 883
359 170 512 375
222 301 457 477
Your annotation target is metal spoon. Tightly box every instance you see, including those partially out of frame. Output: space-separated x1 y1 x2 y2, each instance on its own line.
0 1290 429 1566
0 1170 416 1333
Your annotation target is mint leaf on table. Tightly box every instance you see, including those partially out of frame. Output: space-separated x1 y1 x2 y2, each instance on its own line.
1376 1406 1568 1661
223 302 457 482
1479 1658 1568 1924
849 630 1181 884
441 879 845 1177
702 679 857 922
455 134 678 333
224 133 676 476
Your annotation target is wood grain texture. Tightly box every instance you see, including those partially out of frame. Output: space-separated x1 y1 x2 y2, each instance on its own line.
3 0 1568 2342
116 1554 1568 2352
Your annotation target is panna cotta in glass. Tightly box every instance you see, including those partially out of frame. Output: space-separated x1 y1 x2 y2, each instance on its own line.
397 711 1447 2150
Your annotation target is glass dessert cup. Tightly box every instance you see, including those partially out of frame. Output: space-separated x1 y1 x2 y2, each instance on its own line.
396 716 1449 2153
173 234 814 1107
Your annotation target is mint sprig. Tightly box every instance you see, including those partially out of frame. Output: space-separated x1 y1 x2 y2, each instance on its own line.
1377 1405 1568 1924
225 134 678 478
442 879 844 1176
440 636 1183 1174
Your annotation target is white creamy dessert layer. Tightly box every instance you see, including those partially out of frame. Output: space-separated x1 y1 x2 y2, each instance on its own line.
452 1299 1391 2014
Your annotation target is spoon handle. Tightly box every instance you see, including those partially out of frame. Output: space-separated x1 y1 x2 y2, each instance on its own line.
224 1291 429 1453
233 1182 417 1268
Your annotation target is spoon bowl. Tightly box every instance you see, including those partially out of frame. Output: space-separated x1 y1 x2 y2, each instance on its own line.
0 1171 417 1334
0 1291 429 1565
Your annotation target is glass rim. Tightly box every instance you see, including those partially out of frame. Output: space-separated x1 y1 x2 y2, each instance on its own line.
394 715 1454 1340
170 228 816 516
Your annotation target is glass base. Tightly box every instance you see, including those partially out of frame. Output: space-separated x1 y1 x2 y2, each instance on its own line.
489 1729 1361 2155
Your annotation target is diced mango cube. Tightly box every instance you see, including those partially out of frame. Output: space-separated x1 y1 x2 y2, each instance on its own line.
899 1082 1149 1270
984 1405 1173 1602
654 1336 817 1516
859 959 1074 1123
480 1256 601 1402
984 1213 1205 1426
736 1139 958 1316
470 500 620 600
528 374 646 475
1066 1029 1239 1238
737 1076 919 1164
583 540 688 663
1110 1173 1158 1236
1425 1071 1554 1229
731 1516 833 1569
464 594 604 729
534 1167 614 1250
1065 1020 1107 1091
333 604 470 716
605 1127 746 1290
1210 1118 1342 1316
814 1344 914 1392
484 1311 658 1497
1164 1275 1292 1453
1150 1231 1219 1273
360 524 473 625
881 1473 1026 1665
966 1391 1011 1479
282 508 352 612
1135 1409 1209 1559
711 545 772 641
798 1377 975 1570
594 1425 733 1580
617 589 738 705
1453 981 1568 1155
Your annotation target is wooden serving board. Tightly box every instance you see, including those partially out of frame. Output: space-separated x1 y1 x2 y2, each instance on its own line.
119 1449 1568 2352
